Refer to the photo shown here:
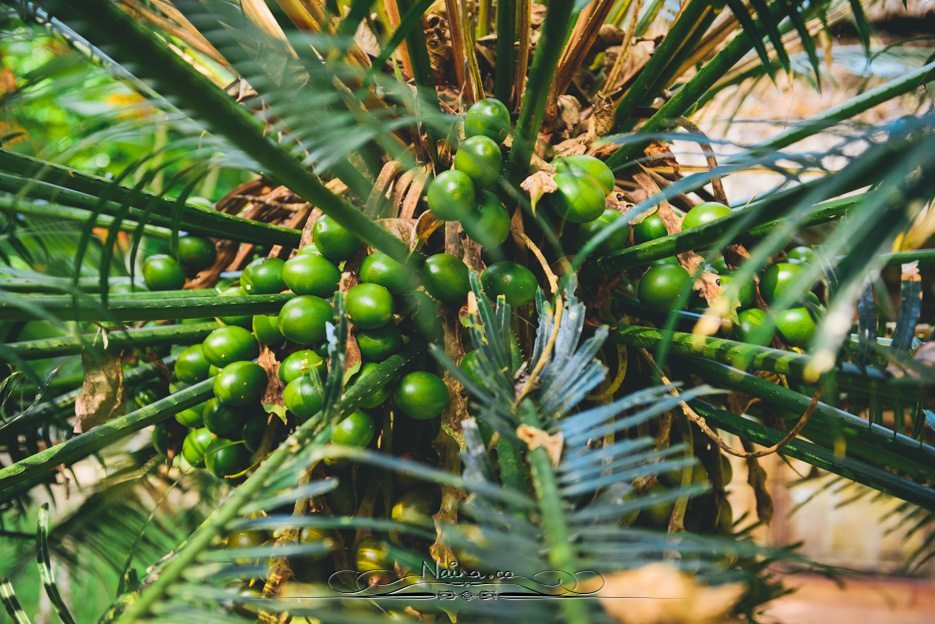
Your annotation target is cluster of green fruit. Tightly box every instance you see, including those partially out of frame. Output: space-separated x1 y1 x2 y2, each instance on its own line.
141 234 217 290
429 97 617 231
151 213 477 479
143 97 787 577
630 202 821 348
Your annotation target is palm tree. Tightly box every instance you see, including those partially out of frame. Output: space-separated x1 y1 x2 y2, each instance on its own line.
0 0 931 622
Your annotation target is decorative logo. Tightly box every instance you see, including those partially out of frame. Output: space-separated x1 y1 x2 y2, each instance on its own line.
321 559 604 601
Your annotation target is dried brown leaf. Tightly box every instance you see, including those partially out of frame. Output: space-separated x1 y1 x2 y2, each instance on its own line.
258 347 286 423
74 351 126 433
516 424 563 466
744 440 774 525
644 141 679 175
520 170 558 212
414 211 443 247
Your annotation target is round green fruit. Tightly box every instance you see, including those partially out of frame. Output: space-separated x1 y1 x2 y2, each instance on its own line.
356 324 403 362
313 215 360 261
461 191 511 248
733 308 774 346
787 246 817 264
202 326 259 368
346 283 394 330
391 489 438 525
359 252 411 294
217 285 251 328
203 397 248 438
760 262 804 305
775 307 817 347
177 235 216 271
400 291 443 340
175 402 205 427
282 254 340 297
355 536 391 573
637 264 691 312
549 172 606 224
394 371 449 420
422 254 470 303
227 529 265 550
463 97 511 142
633 213 668 243
241 257 285 295
331 410 376 448
214 361 267 406
577 209 628 254
296 526 334 565
283 375 324 421
718 273 754 309
252 314 284 347
174 344 211 384
142 254 185 291
205 438 250 478
181 427 215 467
681 201 731 230
241 417 266 452
453 135 503 188
459 350 484 387
279 349 326 384
426 169 475 221
481 261 537 306
278 296 332 345
554 154 615 195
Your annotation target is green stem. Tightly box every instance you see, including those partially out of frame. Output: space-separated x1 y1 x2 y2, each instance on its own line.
611 0 715 132
0 293 291 322
692 400 935 510
612 325 911 388
113 346 422 623
477 0 491 36
518 400 588 624
37 1 411 264
684 358 935 480
505 0 575 182
494 0 516 104
494 434 525 496
606 0 780 168
7 322 216 360
0 151 300 247
395 0 442 149
0 196 171 240
0 276 142 293
600 195 856 271
0 378 214 495
882 248 935 267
